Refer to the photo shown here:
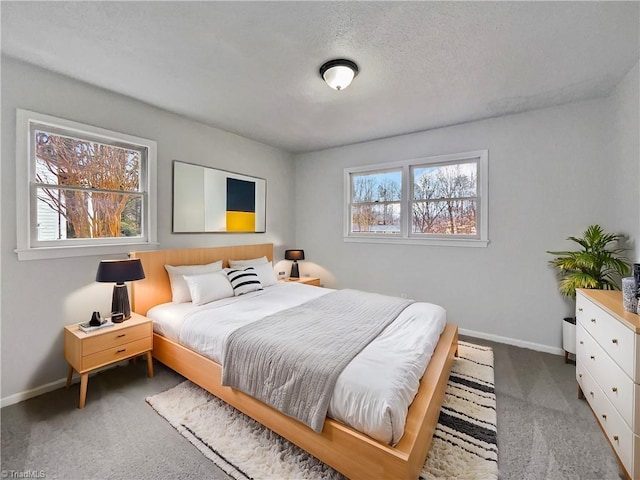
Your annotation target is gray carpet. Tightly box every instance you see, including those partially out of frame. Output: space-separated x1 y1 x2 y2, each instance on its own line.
1 336 625 480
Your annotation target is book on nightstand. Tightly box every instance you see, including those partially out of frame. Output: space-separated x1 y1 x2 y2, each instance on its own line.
78 320 115 333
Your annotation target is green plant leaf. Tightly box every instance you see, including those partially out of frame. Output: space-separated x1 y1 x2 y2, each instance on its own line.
547 224 630 299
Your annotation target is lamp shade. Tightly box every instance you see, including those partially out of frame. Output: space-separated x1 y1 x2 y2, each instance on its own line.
96 259 145 284
319 59 359 91
284 249 305 261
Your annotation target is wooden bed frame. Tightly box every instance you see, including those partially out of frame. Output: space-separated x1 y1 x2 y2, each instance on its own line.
131 243 458 480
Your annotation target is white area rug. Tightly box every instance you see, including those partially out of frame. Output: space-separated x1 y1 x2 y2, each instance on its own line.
147 341 497 480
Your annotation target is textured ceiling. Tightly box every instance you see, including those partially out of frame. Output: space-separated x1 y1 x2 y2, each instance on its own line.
2 1 639 153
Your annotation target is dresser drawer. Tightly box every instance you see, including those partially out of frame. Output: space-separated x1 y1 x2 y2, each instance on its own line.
81 337 152 371
577 324 639 432
577 294 638 381
82 323 151 356
577 359 635 476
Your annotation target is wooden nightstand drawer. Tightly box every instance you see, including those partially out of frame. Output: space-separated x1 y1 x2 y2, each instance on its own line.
82 323 151 356
81 336 153 371
64 312 154 408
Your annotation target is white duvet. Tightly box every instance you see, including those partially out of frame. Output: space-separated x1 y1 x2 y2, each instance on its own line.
148 282 446 445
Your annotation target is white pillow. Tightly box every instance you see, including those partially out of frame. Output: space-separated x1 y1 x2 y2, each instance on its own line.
225 267 263 296
165 261 223 303
183 271 234 306
228 256 269 267
250 262 278 287
228 257 276 287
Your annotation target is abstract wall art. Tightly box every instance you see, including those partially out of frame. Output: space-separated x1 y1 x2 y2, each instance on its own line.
172 161 266 233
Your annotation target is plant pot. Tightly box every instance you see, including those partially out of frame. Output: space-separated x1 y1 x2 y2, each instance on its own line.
563 316 576 362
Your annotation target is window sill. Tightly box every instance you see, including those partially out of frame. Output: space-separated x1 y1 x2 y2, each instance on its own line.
344 236 489 248
15 242 160 261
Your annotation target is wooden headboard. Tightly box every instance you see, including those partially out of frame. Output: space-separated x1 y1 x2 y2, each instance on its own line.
130 243 274 315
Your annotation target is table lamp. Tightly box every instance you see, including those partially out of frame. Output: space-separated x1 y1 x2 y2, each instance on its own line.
284 249 305 278
96 259 145 321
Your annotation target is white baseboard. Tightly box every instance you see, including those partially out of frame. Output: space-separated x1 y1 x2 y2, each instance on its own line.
459 328 564 356
1 362 124 408
2 331 563 408
1 376 70 408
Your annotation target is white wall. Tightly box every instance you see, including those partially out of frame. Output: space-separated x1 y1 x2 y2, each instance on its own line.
610 61 640 262
2 54 637 404
293 94 636 352
0 56 295 403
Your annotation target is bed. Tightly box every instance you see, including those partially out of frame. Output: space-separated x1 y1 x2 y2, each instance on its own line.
131 243 458 480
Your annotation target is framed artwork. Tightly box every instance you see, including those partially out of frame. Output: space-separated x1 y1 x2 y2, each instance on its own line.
172 161 266 233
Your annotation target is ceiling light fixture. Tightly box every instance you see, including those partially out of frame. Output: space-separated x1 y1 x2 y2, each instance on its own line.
319 59 359 91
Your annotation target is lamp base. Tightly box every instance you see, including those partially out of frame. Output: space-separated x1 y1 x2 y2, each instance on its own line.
111 283 131 321
290 261 300 279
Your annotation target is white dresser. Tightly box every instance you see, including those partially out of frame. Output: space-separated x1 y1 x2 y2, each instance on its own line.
576 289 640 479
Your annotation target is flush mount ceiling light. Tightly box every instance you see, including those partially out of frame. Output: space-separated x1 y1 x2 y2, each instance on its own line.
319 59 359 91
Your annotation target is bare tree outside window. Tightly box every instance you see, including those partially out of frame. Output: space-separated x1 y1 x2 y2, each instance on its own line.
412 162 477 235
345 150 487 246
351 175 377 232
34 128 144 241
412 168 443 233
377 178 401 226
16 109 156 260
350 171 401 234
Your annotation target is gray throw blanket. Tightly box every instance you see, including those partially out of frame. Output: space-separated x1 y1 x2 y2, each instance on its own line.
221 289 413 432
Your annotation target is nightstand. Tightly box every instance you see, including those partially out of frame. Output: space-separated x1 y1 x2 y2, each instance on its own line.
281 277 321 286
64 312 153 408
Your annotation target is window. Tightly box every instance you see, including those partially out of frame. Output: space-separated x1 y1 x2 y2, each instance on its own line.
350 169 402 235
345 150 488 247
16 109 157 260
411 161 478 236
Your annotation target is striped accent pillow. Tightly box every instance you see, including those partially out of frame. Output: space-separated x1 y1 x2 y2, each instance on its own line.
225 267 263 296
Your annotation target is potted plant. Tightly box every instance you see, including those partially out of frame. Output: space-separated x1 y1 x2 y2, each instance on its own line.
547 224 630 362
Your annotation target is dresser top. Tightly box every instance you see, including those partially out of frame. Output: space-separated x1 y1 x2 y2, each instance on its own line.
577 289 640 333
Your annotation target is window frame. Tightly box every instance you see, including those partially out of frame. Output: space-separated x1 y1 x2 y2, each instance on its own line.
349 166 403 236
344 150 489 247
16 109 158 260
